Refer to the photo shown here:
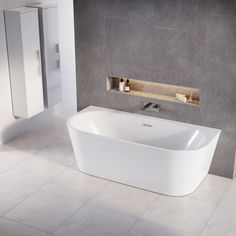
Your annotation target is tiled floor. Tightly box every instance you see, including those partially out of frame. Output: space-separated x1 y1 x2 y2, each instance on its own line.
0 115 235 236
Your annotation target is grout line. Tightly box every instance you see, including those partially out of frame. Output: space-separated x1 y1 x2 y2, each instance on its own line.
38 176 109 205
123 217 140 236
0 137 74 181
0 160 68 188
137 193 160 220
188 184 232 205
1 165 90 233
86 180 110 203
1 176 85 235
0 166 71 217
129 193 213 236
0 175 38 189
124 218 195 236
28 118 70 142
46 169 111 233
0 155 31 176
2 216 53 235
80 202 139 223
0 217 53 235
88 184 160 228
52 201 88 234
123 193 161 235
1 186 41 217
35 167 70 190
87 199 145 220
197 179 233 236
4 132 56 156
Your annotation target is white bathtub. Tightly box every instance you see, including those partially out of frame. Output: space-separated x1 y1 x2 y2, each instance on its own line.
68 106 221 196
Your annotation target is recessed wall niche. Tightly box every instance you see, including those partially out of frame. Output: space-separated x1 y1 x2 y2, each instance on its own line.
107 76 201 106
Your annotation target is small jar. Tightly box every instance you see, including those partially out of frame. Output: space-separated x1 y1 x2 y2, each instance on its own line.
125 79 130 92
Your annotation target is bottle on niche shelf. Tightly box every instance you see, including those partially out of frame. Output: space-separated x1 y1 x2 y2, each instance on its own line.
119 78 125 92
188 96 193 103
125 79 130 92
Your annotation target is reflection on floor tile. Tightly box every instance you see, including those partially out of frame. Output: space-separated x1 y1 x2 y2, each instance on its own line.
56 110 77 120
33 139 75 167
32 118 70 140
142 195 215 235
5 131 54 154
127 220 191 236
42 169 108 202
90 181 158 218
189 174 231 205
0 158 66 187
5 190 83 234
55 204 136 236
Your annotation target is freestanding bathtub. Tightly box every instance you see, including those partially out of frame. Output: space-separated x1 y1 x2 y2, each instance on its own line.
68 106 221 196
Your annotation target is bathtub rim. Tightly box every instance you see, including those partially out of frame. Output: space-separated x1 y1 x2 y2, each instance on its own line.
67 106 221 152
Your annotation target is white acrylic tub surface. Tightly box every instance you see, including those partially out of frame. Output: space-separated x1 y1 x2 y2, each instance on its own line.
68 106 221 196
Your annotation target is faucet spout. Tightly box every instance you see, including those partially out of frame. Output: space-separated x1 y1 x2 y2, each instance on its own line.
141 103 160 112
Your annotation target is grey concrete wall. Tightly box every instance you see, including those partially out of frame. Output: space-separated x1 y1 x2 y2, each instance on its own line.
74 0 236 178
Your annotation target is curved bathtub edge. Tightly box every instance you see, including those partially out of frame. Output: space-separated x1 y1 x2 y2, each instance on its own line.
67 106 221 152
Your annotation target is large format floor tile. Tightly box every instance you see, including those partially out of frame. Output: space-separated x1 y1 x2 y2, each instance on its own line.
189 174 231 205
200 203 236 236
90 182 158 218
5 131 54 154
56 110 77 120
127 220 191 236
0 158 66 187
220 179 236 206
0 146 30 174
42 169 108 202
55 204 136 236
0 218 50 236
5 190 83 234
142 195 216 235
200 178 236 236
0 177 36 216
32 118 70 141
33 139 75 167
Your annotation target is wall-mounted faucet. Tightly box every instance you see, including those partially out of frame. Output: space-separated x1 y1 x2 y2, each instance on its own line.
141 102 160 112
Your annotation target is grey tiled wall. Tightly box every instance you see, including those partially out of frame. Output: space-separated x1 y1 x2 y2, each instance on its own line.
74 0 236 178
